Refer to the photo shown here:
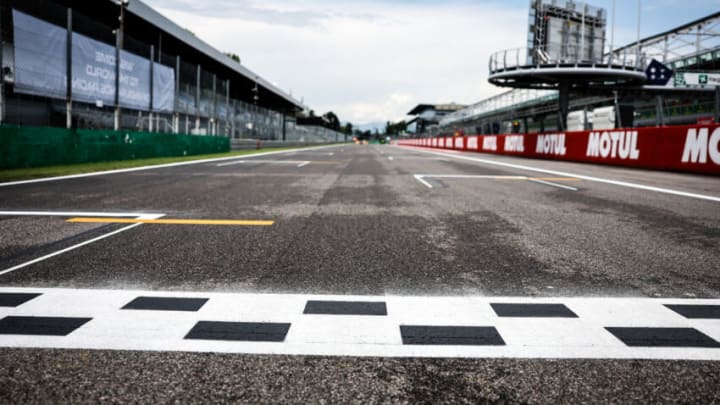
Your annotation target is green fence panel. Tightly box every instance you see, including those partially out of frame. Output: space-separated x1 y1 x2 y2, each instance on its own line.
0 125 230 169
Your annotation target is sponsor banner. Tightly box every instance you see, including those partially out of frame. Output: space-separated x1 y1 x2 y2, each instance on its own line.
153 64 175 112
454 137 464 150
398 125 720 175
12 10 68 100
482 135 498 152
72 33 152 110
70 33 117 107
504 135 525 153
13 10 175 112
674 72 720 88
467 136 479 151
118 49 152 110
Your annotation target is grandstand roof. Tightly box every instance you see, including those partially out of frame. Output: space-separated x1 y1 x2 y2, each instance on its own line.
125 0 305 112
408 103 466 116
10 0 306 113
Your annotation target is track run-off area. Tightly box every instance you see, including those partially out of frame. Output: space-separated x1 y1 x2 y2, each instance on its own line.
1 144 720 401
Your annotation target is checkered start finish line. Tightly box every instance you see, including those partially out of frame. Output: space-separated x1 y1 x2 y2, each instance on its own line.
1 288 719 360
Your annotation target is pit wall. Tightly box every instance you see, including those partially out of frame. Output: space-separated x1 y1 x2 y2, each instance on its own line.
0 125 230 169
397 125 720 176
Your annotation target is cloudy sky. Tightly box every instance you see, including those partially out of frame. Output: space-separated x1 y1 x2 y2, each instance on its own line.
143 0 719 125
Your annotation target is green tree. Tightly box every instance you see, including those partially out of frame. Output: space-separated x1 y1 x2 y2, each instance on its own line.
225 52 241 64
384 120 407 135
323 111 341 131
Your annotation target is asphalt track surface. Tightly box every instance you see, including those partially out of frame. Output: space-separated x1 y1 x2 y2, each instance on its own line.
1 144 719 403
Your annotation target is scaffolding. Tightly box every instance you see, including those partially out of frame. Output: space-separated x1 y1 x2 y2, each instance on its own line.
528 0 606 65
611 12 720 66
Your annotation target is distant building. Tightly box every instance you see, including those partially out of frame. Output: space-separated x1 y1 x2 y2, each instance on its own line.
440 10 720 137
407 103 466 134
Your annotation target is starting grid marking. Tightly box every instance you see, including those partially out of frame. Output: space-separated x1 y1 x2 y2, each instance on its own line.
0 211 274 277
65 218 275 226
414 175 581 191
400 146 720 203
0 211 275 227
0 288 719 360
0 211 164 219
0 211 167 277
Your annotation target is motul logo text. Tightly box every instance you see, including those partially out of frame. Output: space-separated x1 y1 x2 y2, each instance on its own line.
682 128 720 165
536 134 567 156
586 131 640 160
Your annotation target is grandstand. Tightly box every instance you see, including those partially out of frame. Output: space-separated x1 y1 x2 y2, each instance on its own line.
0 0 343 143
406 103 466 134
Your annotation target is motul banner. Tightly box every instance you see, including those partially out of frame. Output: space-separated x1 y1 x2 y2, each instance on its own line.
398 125 720 175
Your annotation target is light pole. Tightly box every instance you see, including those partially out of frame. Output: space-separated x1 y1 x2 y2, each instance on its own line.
0 6 4 125
636 0 642 68
609 0 615 65
114 0 129 131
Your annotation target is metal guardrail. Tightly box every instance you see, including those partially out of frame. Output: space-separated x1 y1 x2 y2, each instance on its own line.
440 89 558 126
489 47 646 75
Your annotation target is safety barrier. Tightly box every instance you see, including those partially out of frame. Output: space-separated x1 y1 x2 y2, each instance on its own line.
0 125 230 169
397 125 720 175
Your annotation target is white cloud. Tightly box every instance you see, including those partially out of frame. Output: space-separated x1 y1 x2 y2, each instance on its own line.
334 93 416 124
145 0 528 124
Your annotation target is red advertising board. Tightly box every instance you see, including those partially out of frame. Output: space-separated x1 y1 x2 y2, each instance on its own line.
398 125 720 175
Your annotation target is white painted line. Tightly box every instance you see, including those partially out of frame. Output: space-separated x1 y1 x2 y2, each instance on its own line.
1 287 719 360
414 175 434 189
388 156 394 161
0 224 142 277
419 175 527 180
297 161 311 168
399 146 720 203
0 211 161 218
0 213 164 277
217 159 311 167
0 144 342 188
527 178 579 191
413 174 530 189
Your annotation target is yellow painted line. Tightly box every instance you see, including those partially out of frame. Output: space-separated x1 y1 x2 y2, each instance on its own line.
66 218 275 226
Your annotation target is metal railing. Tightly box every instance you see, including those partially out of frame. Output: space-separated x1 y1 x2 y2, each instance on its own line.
440 89 558 126
489 47 646 75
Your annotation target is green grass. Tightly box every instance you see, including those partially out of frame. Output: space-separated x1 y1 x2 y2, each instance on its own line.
0 145 334 183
